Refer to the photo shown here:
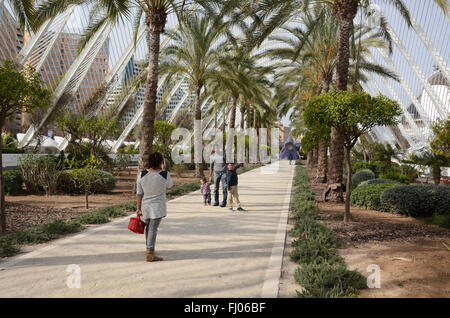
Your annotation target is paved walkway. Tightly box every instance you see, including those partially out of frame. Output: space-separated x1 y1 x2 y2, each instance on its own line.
0 161 295 298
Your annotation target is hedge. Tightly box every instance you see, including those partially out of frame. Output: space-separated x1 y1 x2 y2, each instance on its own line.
350 183 400 211
358 178 401 186
379 171 410 184
380 185 450 217
4 170 23 195
352 169 375 187
289 166 366 298
57 169 116 194
0 201 137 258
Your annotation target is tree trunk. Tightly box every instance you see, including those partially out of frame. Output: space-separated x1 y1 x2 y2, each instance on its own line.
344 146 352 222
139 9 167 170
240 103 245 129
0 119 6 233
306 150 313 168
311 149 319 167
229 96 237 129
194 83 204 177
432 165 441 185
326 126 345 202
325 1 357 202
85 191 89 210
316 75 331 183
316 138 328 183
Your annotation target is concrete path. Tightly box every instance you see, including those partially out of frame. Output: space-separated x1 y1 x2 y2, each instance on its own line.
0 161 295 298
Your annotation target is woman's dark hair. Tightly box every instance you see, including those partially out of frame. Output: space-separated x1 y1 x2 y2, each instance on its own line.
148 152 164 169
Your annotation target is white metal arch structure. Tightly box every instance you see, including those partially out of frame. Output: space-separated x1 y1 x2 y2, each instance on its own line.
381 25 447 119
18 20 113 148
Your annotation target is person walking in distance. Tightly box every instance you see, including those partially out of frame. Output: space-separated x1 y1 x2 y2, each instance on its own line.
136 152 173 262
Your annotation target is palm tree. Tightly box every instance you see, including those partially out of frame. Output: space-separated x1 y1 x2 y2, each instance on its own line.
159 14 224 176
239 0 448 201
33 0 228 169
267 6 398 184
409 151 450 185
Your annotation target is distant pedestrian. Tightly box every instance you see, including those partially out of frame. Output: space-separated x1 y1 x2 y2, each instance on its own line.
136 152 173 262
226 163 245 212
200 177 212 206
289 153 294 165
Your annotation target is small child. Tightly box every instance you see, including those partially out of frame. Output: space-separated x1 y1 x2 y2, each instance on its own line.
226 163 245 211
200 177 212 206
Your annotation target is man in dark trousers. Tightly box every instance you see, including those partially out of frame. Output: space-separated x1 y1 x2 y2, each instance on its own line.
209 146 227 207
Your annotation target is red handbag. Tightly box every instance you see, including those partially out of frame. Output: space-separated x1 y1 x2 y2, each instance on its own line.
128 213 146 234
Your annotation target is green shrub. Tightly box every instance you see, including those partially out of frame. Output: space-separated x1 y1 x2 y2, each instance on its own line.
379 171 410 184
167 181 200 198
352 161 375 174
351 183 400 211
400 164 420 183
380 185 450 217
3 170 23 195
352 169 375 187
0 237 20 257
9 220 84 245
58 169 115 194
424 213 450 229
352 161 398 177
290 165 366 298
295 261 367 298
358 178 401 186
290 231 340 265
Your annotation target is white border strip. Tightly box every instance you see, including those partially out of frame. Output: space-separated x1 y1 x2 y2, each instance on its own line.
261 163 295 298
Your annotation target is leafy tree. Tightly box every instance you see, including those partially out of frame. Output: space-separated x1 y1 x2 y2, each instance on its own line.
430 116 450 161
160 14 224 176
303 91 401 222
67 155 102 209
0 60 50 232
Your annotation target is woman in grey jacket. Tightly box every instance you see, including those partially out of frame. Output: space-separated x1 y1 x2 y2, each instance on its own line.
136 152 174 262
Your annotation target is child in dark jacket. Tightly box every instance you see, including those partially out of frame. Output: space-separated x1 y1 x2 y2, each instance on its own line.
226 163 245 211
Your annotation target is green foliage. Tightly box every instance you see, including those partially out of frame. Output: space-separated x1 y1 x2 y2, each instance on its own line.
372 143 402 165
358 178 401 186
424 213 450 229
0 237 20 257
117 144 139 154
430 116 450 161
300 130 319 153
3 170 23 195
8 219 84 245
294 261 367 298
1 133 24 153
153 120 177 163
72 205 128 225
58 168 115 194
112 153 133 174
18 154 64 194
289 166 366 298
379 171 410 184
352 160 401 177
352 169 375 187
0 201 136 257
65 141 113 171
380 185 450 217
0 60 50 121
350 183 400 211
303 91 401 148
